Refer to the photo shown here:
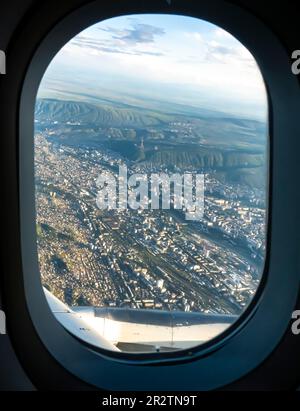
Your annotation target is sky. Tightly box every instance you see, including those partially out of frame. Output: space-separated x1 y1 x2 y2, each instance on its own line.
38 14 268 121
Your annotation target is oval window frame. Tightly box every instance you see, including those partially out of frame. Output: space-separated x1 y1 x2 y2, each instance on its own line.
16 0 300 390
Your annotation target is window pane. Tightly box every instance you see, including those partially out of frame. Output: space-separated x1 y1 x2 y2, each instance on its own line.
35 14 268 353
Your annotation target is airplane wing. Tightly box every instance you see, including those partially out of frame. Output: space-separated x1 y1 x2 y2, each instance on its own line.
44 288 120 351
44 288 236 353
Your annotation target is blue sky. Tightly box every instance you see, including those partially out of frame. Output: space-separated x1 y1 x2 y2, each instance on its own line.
38 14 268 120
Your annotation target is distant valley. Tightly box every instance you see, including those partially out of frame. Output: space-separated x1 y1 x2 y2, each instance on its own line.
35 98 267 189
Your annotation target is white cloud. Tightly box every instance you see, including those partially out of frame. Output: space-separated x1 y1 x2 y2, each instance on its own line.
183 32 205 43
214 27 235 40
42 17 267 119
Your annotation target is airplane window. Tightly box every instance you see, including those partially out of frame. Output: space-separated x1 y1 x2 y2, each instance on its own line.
34 14 268 354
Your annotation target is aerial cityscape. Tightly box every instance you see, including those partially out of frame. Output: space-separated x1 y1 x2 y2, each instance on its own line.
34 14 268 323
